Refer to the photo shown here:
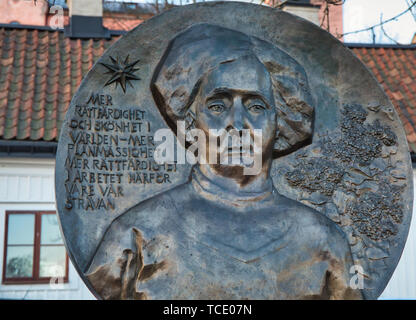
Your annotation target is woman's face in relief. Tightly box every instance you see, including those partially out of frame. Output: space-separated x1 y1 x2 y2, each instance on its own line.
194 55 278 168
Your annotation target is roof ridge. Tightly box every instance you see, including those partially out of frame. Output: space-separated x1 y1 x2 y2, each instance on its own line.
346 42 416 49
0 24 127 36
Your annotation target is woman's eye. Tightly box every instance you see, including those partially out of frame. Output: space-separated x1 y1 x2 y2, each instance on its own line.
208 104 225 113
249 104 266 113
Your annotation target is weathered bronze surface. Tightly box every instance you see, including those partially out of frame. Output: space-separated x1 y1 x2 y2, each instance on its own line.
55 2 413 300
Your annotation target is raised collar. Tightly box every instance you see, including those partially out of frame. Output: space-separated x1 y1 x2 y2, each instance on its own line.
190 166 276 209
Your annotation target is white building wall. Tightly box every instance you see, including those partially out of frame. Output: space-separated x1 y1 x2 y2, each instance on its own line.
0 158 95 300
379 169 416 299
0 157 415 299
282 6 320 25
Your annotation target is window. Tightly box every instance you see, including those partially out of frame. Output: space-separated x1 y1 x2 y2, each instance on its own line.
2 211 68 284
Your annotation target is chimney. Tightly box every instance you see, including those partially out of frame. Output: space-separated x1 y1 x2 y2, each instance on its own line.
281 1 321 26
65 0 109 38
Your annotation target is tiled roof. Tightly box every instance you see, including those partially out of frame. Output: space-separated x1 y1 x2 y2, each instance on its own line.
0 26 416 153
351 45 416 152
103 17 143 31
0 27 119 141
58 16 144 32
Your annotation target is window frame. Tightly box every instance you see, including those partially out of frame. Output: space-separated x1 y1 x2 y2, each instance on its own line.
2 211 69 285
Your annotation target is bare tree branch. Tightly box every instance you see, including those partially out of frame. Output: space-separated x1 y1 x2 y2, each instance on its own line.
276 0 290 8
371 27 376 44
340 0 416 38
380 13 405 45
406 0 416 21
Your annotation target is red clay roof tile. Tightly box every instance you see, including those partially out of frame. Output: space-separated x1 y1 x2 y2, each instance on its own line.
0 27 120 142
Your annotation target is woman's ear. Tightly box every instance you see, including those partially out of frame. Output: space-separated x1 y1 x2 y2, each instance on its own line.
274 133 291 153
185 102 197 131
185 108 196 131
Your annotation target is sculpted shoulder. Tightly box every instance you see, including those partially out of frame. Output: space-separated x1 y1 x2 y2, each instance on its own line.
277 194 351 254
86 183 189 272
113 182 194 232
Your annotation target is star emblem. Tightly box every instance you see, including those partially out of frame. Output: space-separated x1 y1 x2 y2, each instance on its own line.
100 55 141 93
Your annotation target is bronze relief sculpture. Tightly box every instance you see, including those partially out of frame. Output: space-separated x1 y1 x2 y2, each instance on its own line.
55 3 413 300
85 24 361 299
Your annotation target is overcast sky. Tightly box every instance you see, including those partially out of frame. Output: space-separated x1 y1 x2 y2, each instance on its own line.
343 0 416 44
109 0 416 44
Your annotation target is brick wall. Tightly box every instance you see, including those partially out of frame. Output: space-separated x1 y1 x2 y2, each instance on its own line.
312 0 343 39
0 0 48 26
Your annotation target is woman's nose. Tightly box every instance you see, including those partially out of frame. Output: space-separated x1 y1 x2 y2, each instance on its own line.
229 99 246 131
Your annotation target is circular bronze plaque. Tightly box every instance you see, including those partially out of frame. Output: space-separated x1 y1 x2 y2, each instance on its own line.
56 2 413 299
